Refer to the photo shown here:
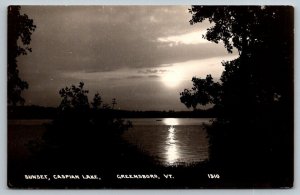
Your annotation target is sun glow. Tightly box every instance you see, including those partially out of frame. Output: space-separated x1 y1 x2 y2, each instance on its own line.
158 55 238 89
161 70 182 88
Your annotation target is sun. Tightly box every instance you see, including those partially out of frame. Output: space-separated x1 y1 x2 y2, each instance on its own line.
161 70 181 88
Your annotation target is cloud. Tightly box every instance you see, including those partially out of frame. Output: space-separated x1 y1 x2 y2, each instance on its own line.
138 69 168 74
126 75 145 79
20 6 222 73
148 75 160 78
157 31 210 46
17 6 238 110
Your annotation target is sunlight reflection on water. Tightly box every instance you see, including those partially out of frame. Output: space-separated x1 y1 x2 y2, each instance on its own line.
163 118 179 126
123 118 211 166
166 125 179 164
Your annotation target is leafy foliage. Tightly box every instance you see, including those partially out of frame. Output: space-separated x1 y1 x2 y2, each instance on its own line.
182 6 293 115
32 82 133 167
180 6 294 183
58 82 90 111
180 75 221 109
189 6 289 53
8 6 36 105
91 92 102 109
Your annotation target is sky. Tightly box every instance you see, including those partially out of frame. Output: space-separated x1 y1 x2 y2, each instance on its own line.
18 6 238 111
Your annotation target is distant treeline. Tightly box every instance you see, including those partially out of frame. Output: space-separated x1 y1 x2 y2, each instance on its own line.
8 105 217 119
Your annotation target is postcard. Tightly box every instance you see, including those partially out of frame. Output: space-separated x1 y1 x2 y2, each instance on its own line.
7 5 294 188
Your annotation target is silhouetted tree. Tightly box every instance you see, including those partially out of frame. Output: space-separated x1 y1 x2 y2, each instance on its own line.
180 6 294 184
112 98 117 109
180 75 222 109
8 6 36 106
34 82 134 168
184 6 293 116
58 81 89 111
91 92 102 109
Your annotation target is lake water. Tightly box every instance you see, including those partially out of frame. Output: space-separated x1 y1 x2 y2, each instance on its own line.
123 118 212 166
8 118 212 166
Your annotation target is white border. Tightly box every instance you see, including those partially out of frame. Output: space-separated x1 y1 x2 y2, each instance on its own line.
0 1 298 195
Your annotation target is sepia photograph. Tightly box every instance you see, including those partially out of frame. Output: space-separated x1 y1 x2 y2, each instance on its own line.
7 5 294 188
